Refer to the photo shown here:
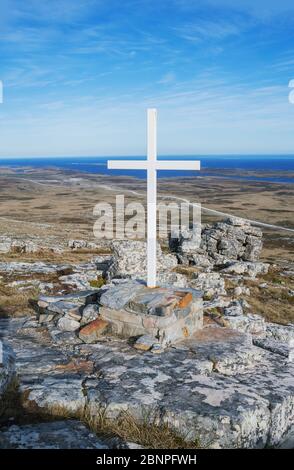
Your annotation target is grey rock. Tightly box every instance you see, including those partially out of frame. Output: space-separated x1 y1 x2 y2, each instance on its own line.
107 240 178 280
233 285 250 296
1 318 294 449
49 330 82 346
83 334 294 449
223 301 244 317
265 323 294 343
134 335 156 351
157 271 188 287
0 261 70 275
278 426 294 449
172 218 264 266
221 261 269 277
191 272 226 297
242 236 263 262
0 421 108 449
12 240 40 254
190 253 212 268
253 338 290 358
204 296 231 309
0 237 12 253
224 313 266 336
100 281 145 310
38 290 100 307
44 301 81 316
0 343 15 397
80 304 99 326
68 240 99 250
57 315 80 332
99 283 203 345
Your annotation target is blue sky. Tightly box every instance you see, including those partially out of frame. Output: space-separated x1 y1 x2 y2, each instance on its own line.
0 0 294 157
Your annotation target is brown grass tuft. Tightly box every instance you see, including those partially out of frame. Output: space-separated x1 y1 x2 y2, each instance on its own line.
84 408 201 449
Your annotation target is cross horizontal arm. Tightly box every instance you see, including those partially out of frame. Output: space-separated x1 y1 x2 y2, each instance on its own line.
155 161 200 171
107 160 201 171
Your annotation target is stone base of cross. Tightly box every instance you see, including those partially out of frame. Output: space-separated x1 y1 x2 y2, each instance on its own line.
108 109 200 288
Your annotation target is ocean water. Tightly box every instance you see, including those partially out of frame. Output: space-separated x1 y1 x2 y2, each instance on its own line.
0 155 294 183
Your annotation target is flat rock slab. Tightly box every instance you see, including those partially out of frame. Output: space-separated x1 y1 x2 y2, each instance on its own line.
1 318 294 449
175 326 263 374
83 338 294 449
0 262 70 275
0 318 86 416
0 343 15 397
0 421 108 449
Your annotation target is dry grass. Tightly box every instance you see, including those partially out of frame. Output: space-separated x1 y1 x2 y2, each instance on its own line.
84 408 201 449
0 380 71 428
0 282 39 317
243 269 294 325
0 248 112 317
173 265 200 278
89 276 106 288
0 247 111 264
0 381 201 448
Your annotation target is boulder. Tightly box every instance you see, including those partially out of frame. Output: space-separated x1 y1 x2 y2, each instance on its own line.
0 421 109 449
0 237 12 253
223 301 244 317
79 319 110 343
223 313 266 336
170 217 264 266
134 335 156 351
191 272 226 298
107 240 177 280
57 315 80 332
265 323 294 343
68 240 98 250
0 343 15 398
221 261 269 277
80 304 99 326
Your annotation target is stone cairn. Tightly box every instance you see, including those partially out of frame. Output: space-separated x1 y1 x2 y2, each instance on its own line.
35 216 269 352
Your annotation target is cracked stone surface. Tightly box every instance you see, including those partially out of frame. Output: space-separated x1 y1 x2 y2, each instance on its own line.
0 343 15 397
0 421 108 449
1 317 293 449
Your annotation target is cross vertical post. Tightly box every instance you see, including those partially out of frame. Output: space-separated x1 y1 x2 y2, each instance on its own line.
147 108 157 288
107 109 200 289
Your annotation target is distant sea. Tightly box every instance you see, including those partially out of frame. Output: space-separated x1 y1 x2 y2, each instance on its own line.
1 155 294 184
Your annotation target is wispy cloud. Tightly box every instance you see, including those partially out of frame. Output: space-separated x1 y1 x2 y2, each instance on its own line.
158 72 176 84
175 17 247 43
0 0 294 156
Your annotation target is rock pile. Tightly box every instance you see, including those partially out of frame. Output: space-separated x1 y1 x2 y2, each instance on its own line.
171 216 263 267
36 280 203 349
68 240 99 250
36 290 103 343
0 237 63 254
106 240 186 286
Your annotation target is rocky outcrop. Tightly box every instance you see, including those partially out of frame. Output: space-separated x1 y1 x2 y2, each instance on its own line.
220 261 269 277
190 272 226 298
0 342 15 398
0 237 63 254
107 240 178 281
2 317 293 449
68 240 99 250
0 421 109 449
170 217 264 267
202 217 263 262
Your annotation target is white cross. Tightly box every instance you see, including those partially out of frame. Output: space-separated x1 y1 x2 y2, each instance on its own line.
108 108 200 288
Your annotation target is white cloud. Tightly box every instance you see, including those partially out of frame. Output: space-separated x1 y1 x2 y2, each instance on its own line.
158 72 176 84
